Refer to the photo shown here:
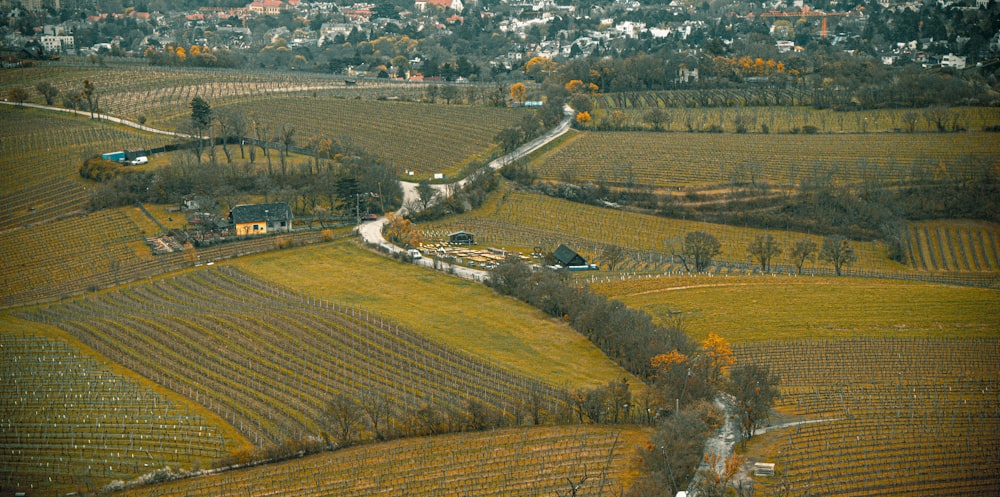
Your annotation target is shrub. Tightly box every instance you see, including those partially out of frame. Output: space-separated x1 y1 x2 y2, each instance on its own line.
802 125 819 134
79 156 125 181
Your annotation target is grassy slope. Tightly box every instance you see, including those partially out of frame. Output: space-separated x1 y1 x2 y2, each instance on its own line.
591 275 1000 343
233 238 635 391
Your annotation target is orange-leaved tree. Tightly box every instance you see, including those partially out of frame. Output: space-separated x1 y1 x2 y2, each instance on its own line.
509 82 526 104
700 332 734 383
385 211 422 248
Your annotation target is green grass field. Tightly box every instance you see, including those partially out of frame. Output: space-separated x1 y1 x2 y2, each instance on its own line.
233 238 634 391
589 275 1000 343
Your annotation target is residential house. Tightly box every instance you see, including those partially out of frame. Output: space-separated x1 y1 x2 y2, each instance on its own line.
230 202 293 236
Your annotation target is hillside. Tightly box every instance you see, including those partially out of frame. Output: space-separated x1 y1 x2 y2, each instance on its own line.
233 239 635 390
529 130 1000 189
0 106 173 230
111 426 651 497
589 275 999 343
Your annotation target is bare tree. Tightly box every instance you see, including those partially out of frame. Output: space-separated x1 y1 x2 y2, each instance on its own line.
819 236 857 276
790 239 817 275
729 364 780 439
6 87 29 106
643 108 669 131
675 231 721 273
602 245 627 271
35 82 58 105
358 390 392 441
324 394 362 447
748 234 782 272
416 179 438 212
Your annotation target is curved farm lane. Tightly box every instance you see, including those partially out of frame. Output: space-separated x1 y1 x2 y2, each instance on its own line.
360 104 575 283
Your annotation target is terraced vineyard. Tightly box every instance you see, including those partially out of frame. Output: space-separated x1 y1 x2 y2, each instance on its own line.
736 338 1000 497
17 266 569 448
0 107 173 230
591 94 1000 133
113 426 648 497
531 131 1000 189
0 209 149 306
424 191 897 273
589 275 1000 343
189 96 527 179
907 220 1000 272
0 63 407 125
0 332 230 496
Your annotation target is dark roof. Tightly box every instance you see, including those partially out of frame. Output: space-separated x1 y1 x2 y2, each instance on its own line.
230 203 292 224
553 244 586 266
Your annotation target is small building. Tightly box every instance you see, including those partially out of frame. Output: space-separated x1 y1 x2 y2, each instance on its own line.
229 202 293 236
553 244 587 267
448 231 475 245
753 462 775 476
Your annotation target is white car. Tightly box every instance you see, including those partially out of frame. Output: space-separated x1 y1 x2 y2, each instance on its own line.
407 249 422 260
130 156 148 165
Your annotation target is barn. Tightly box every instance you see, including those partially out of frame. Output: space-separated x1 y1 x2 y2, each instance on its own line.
553 244 587 267
229 202 293 236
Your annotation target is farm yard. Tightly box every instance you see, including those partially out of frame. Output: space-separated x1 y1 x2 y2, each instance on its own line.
425 191 905 274
200 95 528 179
589 275 999 343
233 240 633 390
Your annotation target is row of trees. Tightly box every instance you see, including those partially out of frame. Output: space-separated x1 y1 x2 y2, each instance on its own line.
526 157 998 265
674 231 857 276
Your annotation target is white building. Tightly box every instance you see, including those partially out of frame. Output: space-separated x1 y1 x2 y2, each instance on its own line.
941 53 966 70
40 35 74 53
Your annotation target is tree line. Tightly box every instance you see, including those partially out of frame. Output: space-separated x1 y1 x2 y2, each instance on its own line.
485 257 781 496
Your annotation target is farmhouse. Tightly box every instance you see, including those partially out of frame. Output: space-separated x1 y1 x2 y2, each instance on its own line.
229 202 293 236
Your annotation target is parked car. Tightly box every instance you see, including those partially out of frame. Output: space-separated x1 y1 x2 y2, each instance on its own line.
130 156 148 165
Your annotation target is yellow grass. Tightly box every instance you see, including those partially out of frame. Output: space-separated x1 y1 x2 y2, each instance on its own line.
232 238 636 390
591 275 1000 343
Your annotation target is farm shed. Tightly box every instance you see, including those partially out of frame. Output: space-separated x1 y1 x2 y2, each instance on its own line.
553 244 587 267
448 231 475 245
229 202 293 236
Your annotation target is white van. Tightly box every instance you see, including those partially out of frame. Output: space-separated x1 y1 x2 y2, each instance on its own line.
407 249 422 260
130 156 148 165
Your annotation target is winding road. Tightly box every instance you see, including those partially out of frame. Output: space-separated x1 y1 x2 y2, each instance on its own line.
359 104 575 281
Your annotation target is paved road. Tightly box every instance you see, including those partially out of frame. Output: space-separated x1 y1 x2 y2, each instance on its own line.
359 104 575 282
